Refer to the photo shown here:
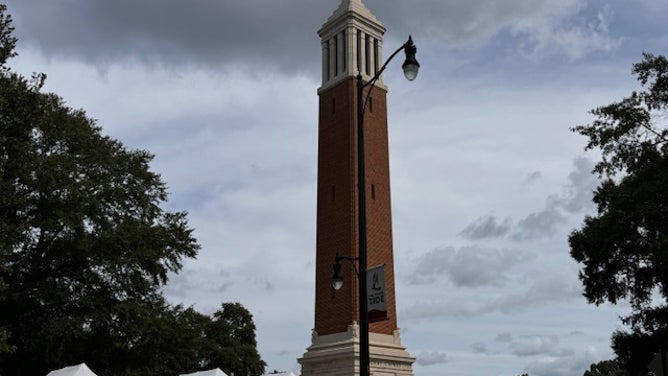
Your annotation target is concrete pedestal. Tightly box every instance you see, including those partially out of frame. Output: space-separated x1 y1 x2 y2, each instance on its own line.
299 323 415 376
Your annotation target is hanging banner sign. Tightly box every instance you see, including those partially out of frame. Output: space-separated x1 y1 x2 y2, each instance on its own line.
367 265 388 322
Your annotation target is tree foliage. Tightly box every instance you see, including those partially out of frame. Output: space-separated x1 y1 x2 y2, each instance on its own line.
0 4 16 66
583 359 630 376
0 5 264 375
569 53 668 373
202 303 267 376
0 2 16 354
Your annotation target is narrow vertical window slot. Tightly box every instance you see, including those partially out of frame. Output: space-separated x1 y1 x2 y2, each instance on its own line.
374 38 379 74
356 29 362 72
365 34 370 75
342 31 347 72
325 42 330 81
334 36 338 76
371 184 376 200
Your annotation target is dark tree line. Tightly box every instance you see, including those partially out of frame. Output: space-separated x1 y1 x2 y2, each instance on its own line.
0 4 264 375
570 53 668 375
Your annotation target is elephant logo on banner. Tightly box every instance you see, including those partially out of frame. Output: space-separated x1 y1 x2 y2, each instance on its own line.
372 271 381 291
367 265 388 322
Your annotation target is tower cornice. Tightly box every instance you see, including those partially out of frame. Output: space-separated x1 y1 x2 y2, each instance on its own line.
318 0 386 39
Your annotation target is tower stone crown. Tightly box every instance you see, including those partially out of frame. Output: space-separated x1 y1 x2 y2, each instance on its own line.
318 0 387 91
323 0 382 27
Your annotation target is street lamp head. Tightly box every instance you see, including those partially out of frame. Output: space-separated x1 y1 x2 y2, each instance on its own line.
332 260 344 290
402 35 420 81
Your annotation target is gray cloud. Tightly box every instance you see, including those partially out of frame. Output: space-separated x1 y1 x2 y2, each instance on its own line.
509 335 559 357
407 246 530 287
372 0 620 61
402 268 580 320
415 351 448 366
512 210 566 241
524 345 606 376
556 156 598 214
162 267 233 301
258 280 274 291
524 171 543 184
526 358 583 376
513 5 621 61
471 342 488 354
511 156 597 241
454 158 597 243
5 0 326 75
4 0 620 74
495 332 514 343
460 215 512 240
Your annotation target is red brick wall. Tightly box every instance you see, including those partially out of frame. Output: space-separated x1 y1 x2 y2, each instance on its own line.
314 77 398 336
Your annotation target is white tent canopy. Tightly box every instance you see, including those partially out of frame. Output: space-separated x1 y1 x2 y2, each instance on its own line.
180 369 229 376
46 363 98 376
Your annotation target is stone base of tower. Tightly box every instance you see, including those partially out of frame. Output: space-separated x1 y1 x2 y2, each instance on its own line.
298 324 415 376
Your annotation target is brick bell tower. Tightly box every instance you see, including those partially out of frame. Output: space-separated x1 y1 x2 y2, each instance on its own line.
298 1 415 375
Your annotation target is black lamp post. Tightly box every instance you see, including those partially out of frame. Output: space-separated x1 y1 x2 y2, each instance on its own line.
332 35 419 376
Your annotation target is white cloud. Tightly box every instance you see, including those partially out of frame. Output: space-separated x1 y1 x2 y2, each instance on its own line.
416 351 448 366
512 6 621 61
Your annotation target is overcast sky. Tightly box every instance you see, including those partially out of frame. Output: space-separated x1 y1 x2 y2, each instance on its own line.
4 1 666 375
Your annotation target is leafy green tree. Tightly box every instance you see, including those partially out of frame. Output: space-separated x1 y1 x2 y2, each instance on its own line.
202 303 267 376
0 4 16 65
0 5 262 376
0 2 21 356
0 37 199 376
583 359 630 376
569 53 668 374
0 3 16 354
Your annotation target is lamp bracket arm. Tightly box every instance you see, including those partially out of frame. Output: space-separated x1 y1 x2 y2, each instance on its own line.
359 36 412 114
361 40 407 90
335 255 359 263
335 254 360 277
